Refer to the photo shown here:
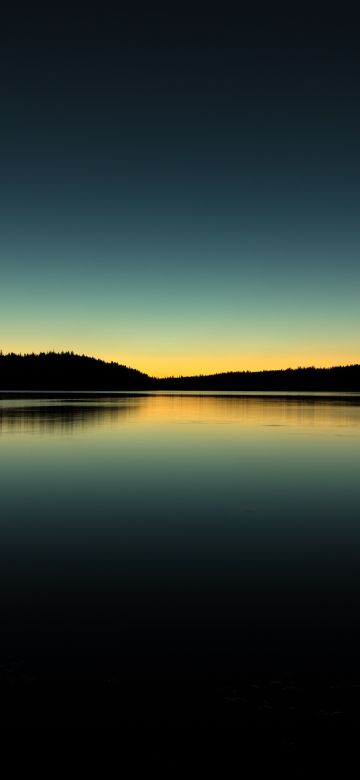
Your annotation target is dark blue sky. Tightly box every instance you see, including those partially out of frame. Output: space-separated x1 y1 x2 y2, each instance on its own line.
1 4 359 375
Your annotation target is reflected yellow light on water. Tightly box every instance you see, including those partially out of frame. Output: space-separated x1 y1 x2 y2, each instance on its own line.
1 393 359 435
133 393 360 429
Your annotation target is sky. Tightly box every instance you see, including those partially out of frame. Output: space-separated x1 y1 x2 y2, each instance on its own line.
0 3 359 376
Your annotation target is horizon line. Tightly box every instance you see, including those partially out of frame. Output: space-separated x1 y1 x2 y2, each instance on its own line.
1 349 359 380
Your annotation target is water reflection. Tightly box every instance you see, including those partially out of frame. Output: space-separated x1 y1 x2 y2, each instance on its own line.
0 397 141 433
0 392 360 686
131 392 360 429
0 392 359 433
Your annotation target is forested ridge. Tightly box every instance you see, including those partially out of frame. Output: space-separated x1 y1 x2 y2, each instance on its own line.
0 351 359 391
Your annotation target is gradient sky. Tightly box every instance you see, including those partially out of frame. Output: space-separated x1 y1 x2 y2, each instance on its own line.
0 5 359 376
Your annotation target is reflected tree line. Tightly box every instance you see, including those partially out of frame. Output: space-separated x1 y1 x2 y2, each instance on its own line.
0 351 359 391
0 401 140 433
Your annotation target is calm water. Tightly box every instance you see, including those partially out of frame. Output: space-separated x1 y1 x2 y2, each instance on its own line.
1 392 360 684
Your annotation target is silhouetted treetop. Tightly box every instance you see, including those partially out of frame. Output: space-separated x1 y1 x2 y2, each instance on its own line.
0 351 359 390
0 351 153 390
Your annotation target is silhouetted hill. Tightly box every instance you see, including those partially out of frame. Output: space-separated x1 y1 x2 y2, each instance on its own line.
0 352 359 391
0 351 154 390
156 365 360 391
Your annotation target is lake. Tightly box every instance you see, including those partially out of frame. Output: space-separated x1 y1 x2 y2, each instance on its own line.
1 391 360 723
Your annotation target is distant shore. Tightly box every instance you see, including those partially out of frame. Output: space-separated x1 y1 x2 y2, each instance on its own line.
1 351 359 391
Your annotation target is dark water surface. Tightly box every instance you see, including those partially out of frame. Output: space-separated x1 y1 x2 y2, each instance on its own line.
1 392 360 694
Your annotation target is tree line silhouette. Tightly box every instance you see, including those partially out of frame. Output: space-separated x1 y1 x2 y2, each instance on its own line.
0 351 359 391
0 351 153 390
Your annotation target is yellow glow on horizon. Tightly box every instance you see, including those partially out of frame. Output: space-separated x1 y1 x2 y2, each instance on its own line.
2 342 358 378
101 350 359 378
